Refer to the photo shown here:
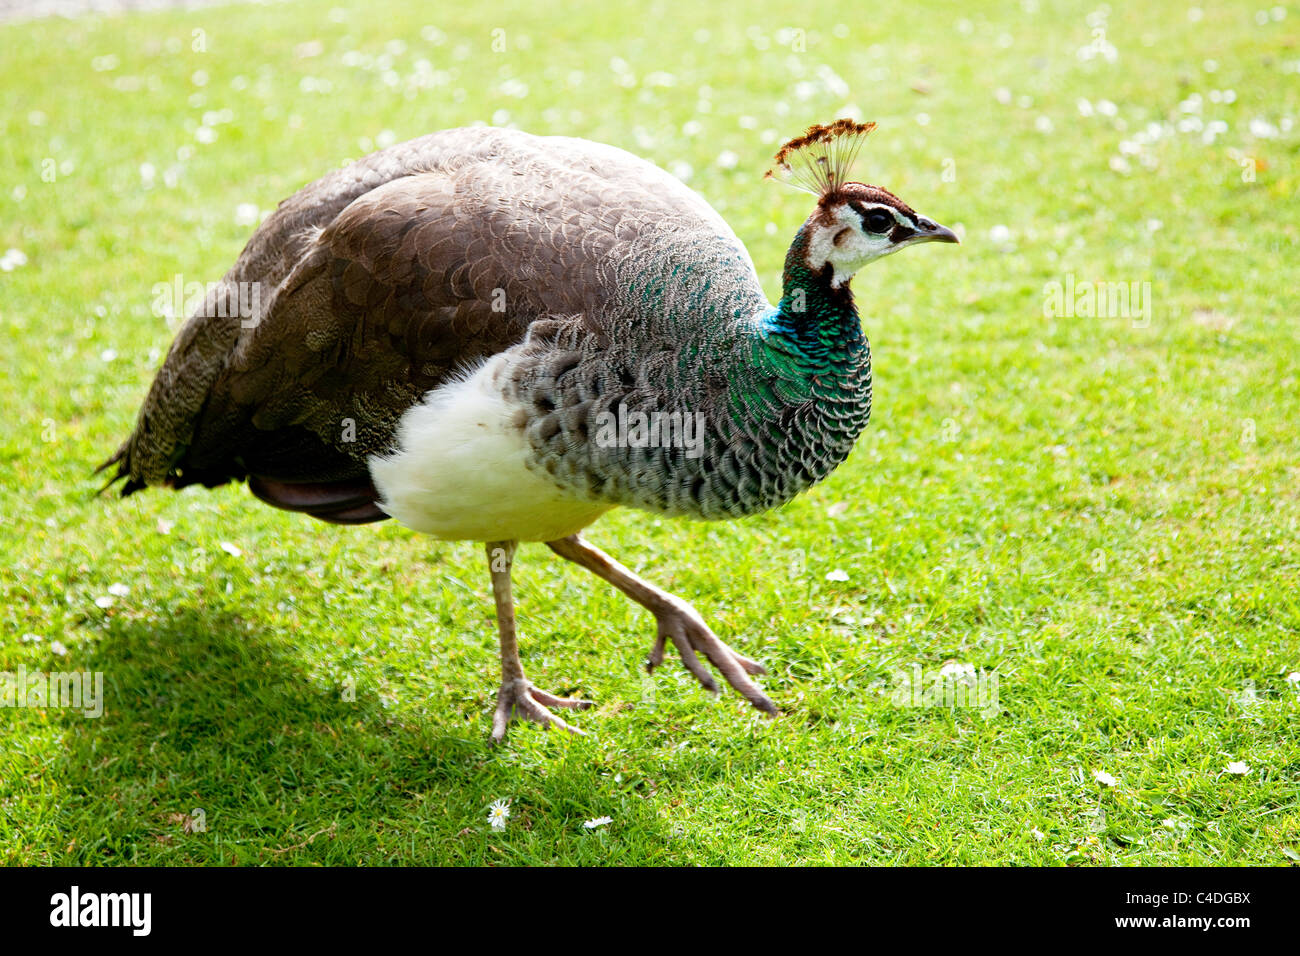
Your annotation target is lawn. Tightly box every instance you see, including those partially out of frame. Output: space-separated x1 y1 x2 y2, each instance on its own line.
1 0 1297 865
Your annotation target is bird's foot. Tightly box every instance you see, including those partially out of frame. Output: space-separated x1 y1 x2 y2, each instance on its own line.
491 677 594 742
648 600 777 715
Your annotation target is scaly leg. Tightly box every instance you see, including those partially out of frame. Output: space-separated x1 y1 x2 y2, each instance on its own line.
486 540 593 741
546 534 776 715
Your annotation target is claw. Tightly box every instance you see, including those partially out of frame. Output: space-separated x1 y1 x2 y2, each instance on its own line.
652 602 777 715
491 678 594 742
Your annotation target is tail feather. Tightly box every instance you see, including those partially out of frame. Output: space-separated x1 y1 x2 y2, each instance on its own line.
248 475 389 524
92 443 142 497
94 278 248 499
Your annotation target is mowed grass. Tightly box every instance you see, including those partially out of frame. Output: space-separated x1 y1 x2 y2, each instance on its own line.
1 0 1298 865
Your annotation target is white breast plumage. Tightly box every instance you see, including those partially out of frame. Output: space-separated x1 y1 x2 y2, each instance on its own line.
368 354 612 543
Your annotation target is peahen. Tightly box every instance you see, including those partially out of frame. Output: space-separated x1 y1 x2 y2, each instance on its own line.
100 119 958 739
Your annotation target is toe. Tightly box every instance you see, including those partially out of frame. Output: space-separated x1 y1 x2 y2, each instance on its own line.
491 706 510 742
530 687 595 710
645 633 668 673
667 629 720 693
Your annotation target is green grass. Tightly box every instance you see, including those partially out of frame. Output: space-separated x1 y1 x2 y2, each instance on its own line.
1 0 1298 865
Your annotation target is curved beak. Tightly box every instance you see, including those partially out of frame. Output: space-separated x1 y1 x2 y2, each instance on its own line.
914 216 961 244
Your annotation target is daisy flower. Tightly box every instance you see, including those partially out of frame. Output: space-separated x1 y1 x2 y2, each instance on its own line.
488 799 511 830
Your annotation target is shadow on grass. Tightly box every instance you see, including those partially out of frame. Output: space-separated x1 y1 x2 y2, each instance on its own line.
49 606 675 865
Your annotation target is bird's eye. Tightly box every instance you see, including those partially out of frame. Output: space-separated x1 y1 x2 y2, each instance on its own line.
864 211 894 234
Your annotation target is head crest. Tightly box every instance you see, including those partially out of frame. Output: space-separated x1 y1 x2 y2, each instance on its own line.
764 119 877 199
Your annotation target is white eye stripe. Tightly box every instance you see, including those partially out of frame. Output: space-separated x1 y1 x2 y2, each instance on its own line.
851 203 911 232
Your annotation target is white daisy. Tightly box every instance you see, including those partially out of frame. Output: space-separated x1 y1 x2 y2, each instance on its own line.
488 799 511 829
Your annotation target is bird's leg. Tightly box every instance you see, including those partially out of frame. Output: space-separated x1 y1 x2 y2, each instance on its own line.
486 540 593 741
546 534 776 715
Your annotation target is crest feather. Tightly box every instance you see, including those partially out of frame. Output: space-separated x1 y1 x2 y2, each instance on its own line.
764 119 877 199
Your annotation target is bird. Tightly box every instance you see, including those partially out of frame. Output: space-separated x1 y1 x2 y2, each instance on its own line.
99 119 958 741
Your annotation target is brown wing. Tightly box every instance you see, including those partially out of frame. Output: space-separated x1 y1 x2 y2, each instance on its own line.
184 172 533 484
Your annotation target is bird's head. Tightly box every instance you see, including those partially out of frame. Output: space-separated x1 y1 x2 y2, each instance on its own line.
767 120 959 289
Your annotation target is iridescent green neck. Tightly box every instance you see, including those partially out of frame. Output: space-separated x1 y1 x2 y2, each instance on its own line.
759 227 868 373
